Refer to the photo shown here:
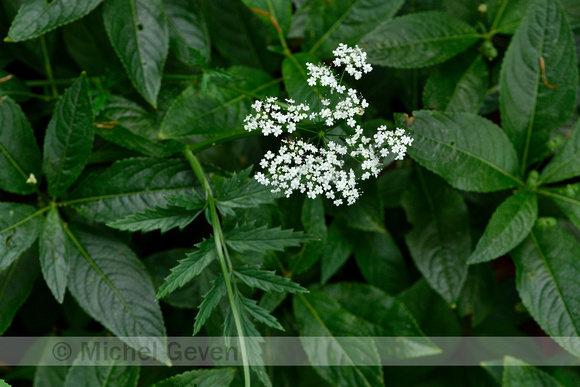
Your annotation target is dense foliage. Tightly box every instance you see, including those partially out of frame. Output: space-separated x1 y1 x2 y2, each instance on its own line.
1 0 580 386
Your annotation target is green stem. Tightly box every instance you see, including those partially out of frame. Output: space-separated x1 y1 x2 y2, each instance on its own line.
39 36 58 98
183 148 251 387
1 90 54 101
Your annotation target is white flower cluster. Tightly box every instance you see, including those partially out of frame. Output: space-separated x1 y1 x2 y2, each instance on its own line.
244 44 413 205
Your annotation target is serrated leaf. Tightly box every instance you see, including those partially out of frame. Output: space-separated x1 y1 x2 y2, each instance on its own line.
320 221 354 283
156 240 216 299
239 294 284 331
225 223 313 255
395 110 523 192
193 275 226 335
43 73 94 199
323 282 441 359
66 225 169 364
422 52 488 113
159 66 278 139
95 95 184 157
164 0 210 67
282 52 324 107
152 368 235 387
166 191 206 210
0 96 42 194
502 356 564 387
39 208 70 303
202 0 279 71
303 0 404 57
64 347 140 387
542 184 580 229
354 231 408 295
540 118 580 184
362 11 480 68
214 167 276 215
469 189 537 264
511 225 580 358
0 202 43 272
401 169 470 304
234 265 308 293
67 157 198 223
0 246 39 335
103 0 169 107
293 291 384 387
499 0 578 166
486 0 529 35
6 0 103 42
108 205 203 234
457 263 499 326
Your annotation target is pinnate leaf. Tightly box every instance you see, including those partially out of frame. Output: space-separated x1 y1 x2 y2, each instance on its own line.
103 0 169 107
395 110 523 192
239 294 284 331
225 223 314 255
43 73 94 199
0 96 42 195
468 189 538 264
499 0 578 166
362 11 480 68
108 205 203 234
7 0 103 42
193 275 226 335
234 265 308 293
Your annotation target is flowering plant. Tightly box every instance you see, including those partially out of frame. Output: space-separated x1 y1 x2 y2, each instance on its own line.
244 44 413 205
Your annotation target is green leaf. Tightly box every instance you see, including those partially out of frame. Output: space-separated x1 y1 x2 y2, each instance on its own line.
61 10 119 76
395 110 523 192
320 221 354 283
0 246 39 334
563 0 580 29
6 0 103 42
502 356 564 387
0 380 8 387
303 0 404 57
239 294 284 331
422 52 488 113
332 180 386 233
0 69 30 103
401 169 470 304
225 223 313 255
213 167 276 215
164 0 210 67
39 208 70 304
234 265 308 293
396 278 462 336
499 0 578 167
293 291 384 387
152 368 235 387
156 240 216 299
159 66 279 139
43 73 94 199
487 0 529 35
103 0 169 107
202 0 279 71
67 157 198 223
377 166 412 208
282 52 324 107
323 282 441 359
193 275 226 335
540 118 580 184
0 202 43 272
457 263 499 326
64 349 140 387
354 231 408 295
288 196 327 274
242 0 292 35
66 225 169 364
108 205 203 234
511 225 580 358
0 96 42 195
362 11 480 68
95 95 184 157
541 184 580 229
469 189 538 264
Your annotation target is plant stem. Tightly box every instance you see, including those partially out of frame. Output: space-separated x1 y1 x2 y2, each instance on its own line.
183 148 251 387
40 36 58 98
